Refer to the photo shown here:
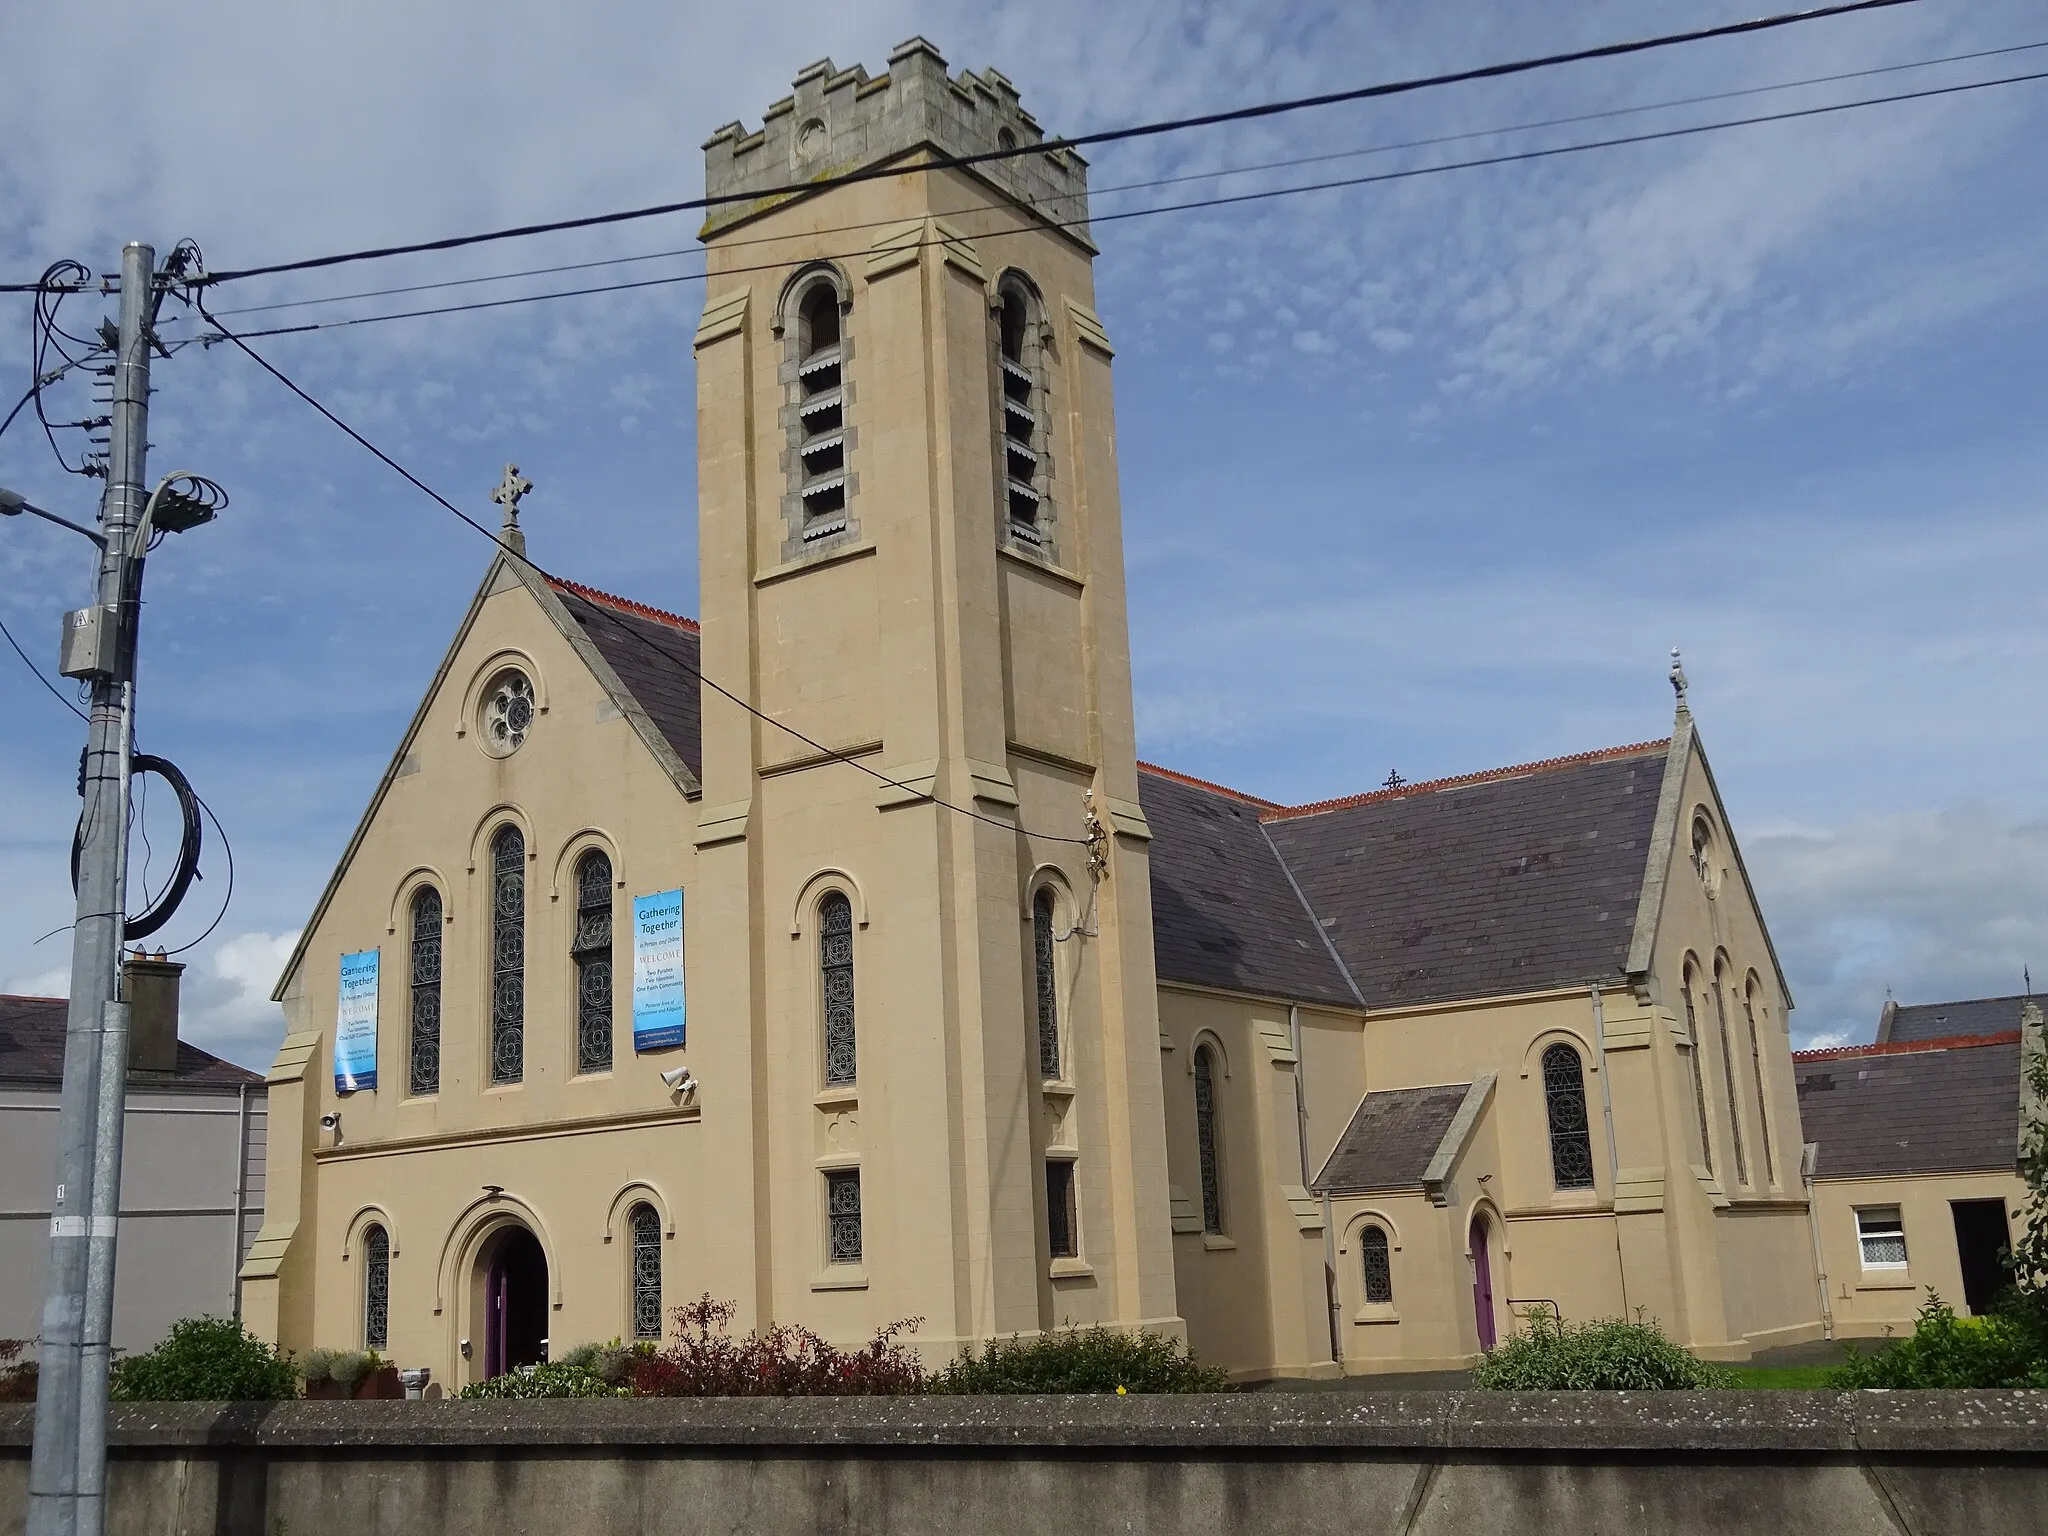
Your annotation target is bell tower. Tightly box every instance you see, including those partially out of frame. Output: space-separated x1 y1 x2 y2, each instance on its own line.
686 39 1180 1350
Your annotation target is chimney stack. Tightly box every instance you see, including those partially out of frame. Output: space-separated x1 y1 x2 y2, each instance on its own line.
121 950 184 1074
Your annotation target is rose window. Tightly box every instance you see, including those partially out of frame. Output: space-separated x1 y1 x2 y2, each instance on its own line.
481 669 536 756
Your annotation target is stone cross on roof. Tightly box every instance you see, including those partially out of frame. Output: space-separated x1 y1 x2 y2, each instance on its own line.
491 463 533 555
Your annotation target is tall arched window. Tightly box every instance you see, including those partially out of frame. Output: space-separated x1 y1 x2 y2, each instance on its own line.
1690 812 1716 889
407 885 442 1097
573 850 615 1074
1540 1043 1596 1190
1683 965 1714 1172
628 1203 662 1341
1745 977 1776 1185
1714 962 1749 1185
1033 889 1060 1081
1193 1044 1224 1235
490 825 525 1085
792 277 850 541
820 892 856 1087
1360 1225 1393 1305
362 1224 389 1351
995 280 1047 542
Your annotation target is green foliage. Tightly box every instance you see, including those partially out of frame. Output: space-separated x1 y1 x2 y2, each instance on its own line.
457 1361 627 1399
325 1350 380 1387
296 1347 336 1387
554 1339 656 1387
935 1325 1231 1394
1470 1311 1729 1391
0 1340 37 1402
110 1317 298 1402
1829 1295 2048 1390
2012 1029 2048 1299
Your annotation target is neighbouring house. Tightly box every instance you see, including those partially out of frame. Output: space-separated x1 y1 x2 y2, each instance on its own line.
1795 995 2041 1338
0 961 267 1353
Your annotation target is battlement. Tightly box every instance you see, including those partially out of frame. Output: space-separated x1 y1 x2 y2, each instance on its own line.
701 38 1091 244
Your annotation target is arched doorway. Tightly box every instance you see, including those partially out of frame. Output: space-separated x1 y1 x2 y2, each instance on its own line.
1469 1211 1497 1352
477 1225 549 1378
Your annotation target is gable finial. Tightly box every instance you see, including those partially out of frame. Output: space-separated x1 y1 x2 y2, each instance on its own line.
491 463 534 557
1669 647 1690 716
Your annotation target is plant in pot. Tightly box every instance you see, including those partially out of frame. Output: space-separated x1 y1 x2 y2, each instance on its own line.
303 1348 401 1400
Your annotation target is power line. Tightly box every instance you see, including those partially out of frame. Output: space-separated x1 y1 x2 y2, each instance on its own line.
204 65 2048 345
188 290 1093 847
206 37 2048 327
198 0 1924 285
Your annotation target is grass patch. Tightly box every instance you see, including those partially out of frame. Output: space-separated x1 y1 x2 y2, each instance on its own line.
1720 1364 1840 1389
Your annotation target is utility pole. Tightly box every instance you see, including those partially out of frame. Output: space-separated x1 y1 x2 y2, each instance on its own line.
25 241 156 1536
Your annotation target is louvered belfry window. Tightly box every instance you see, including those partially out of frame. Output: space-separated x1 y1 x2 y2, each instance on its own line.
997 287 1045 540
408 885 442 1097
1034 890 1060 1081
363 1224 390 1351
820 892 856 1087
1541 1043 1596 1190
573 850 614 1075
795 282 848 539
490 825 525 1085
629 1203 662 1341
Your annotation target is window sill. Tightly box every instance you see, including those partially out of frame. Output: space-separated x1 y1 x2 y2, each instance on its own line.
1201 1235 1237 1252
997 542 1084 593
1351 1306 1400 1326
1049 1257 1093 1280
811 1268 868 1292
1855 1273 1916 1292
1041 1081 1076 1100
813 1087 859 1111
756 539 876 589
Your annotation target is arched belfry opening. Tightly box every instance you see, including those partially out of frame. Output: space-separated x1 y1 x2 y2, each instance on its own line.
476 1224 549 1377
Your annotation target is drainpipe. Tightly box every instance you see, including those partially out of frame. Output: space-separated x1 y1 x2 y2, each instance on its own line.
230 1082 250 1321
1801 1142 1834 1340
1590 987 1629 1315
1291 1005 1342 1365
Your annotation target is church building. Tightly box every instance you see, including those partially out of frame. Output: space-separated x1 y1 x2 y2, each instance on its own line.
243 41 1825 1384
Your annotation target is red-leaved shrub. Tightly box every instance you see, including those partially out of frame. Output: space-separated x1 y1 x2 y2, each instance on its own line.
630 1295 927 1397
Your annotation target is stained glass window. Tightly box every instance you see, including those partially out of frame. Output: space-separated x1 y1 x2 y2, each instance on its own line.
408 885 441 1097
573 851 614 1075
820 892 856 1087
1745 983 1776 1185
826 1169 862 1265
363 1224 389 1350
1034 889 1060 1081
629 1203 662 1340
481 669 536 756
1713 965 1748 1185
1541 1043 1595 1190
1360 1225 1393 1305
491 825 525 1085
1684 971 1713 1172
1046 1159 1077 1259
1194 1045 1223 1235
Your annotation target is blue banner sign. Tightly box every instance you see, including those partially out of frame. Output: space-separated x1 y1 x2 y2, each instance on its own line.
334 948 380 1093
632 889 686 1052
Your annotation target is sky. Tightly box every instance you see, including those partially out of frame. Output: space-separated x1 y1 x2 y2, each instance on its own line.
1 0 2044 1066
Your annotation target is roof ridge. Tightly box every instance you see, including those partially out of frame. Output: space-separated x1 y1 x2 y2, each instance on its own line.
1793 1029 2022 1063
1259 738 1673 824
0 994 67 1005
547 576 701 633
1136 760 1282 810
1894 993 2039 1010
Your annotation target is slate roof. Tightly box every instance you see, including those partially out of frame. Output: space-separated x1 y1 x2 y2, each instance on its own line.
0 994 263 1090
1879 993 2039 1045
1793 1033 2020 1179
549 579 704 782
1312 1082 1473 1193
1140 741 1668 1011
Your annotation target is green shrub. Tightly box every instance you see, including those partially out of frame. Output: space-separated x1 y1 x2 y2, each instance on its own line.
1830 1294 2048 1389
457 1361 627 1399
555 1339 655 1387
297 1347 337 1387
110 1317 297 1402
935 1325 1230 1394
1471 1311 1727 1390
0 1340 37 1403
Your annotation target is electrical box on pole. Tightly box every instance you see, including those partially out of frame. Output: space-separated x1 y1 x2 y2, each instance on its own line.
57 606 121 681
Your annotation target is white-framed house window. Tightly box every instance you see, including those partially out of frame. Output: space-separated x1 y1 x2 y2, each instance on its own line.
1856 1206 1908 1270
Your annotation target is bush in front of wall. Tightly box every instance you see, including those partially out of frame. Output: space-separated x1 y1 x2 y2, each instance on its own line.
1829 1294 2048 1389
109 1317 298 1402
935 1325 1232 1394
0 1340 37 1402
1471 1310 1729 1391
457 1361 626 1399
630 1295 929 1397
555 1339 657 1388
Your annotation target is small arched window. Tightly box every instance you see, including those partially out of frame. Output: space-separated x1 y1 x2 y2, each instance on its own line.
995 280 1047 542
573 850 615 1074
820 892 856 1086
1690 812 1717 892
362 1224 389 1351
628 1203 662 1341
1033 889 1060 1081
1713 961 1749 1185
490 824 525 1085
1540 1043 1595 1190
793 277 850 539
1745 977 1776 1186
1682 965 1714 1173
1193 1044 1224 1235
1360 1225 1393 1305
407 885 442 1097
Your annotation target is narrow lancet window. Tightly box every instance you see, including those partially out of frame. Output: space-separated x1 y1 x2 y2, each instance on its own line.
1746 980 1776 1185
629 1203 662 1341
363 1224 389 1351
826 1169 862 1264
1684 968 1713 1172
1194 1044 1224 1235
820 892 856 1086
408 886 442 1097
1714 964 1748 1185
491 825 525 1085
573 850 614 1074
1541 1043 1596 1190
1361 1226 1393 1305
1046 1160 1078 1259
1034 889 1060 1080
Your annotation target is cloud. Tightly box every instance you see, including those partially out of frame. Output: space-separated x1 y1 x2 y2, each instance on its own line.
179 931 299 1069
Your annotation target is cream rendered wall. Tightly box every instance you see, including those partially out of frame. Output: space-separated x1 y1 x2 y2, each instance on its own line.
1811 1169 2026 1337
256 569 700 1386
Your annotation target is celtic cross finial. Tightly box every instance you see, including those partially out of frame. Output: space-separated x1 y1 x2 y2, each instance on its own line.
490 463 533 554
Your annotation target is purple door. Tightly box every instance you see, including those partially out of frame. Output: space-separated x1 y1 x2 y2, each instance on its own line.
485 1254 509 1378
1470 1213 1496 1351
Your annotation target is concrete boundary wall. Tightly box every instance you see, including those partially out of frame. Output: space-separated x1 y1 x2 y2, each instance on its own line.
2 1394 2043 1536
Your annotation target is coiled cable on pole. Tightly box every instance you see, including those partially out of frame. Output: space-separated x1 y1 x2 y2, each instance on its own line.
71 753 202 940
